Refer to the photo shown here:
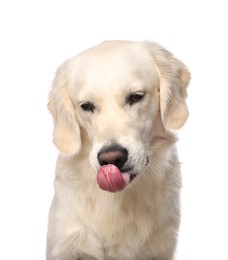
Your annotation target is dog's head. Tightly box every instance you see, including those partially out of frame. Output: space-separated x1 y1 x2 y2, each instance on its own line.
48 41 190 191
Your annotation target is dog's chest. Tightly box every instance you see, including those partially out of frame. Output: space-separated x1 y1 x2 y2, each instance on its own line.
78 193 157 253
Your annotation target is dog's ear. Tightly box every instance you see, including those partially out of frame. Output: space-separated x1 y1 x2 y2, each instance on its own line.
148 42 191 131
48 61 81 155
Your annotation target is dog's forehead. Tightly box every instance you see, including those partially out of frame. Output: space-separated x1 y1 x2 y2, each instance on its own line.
69 41 159 100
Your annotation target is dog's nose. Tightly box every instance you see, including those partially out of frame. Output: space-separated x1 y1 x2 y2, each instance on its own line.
98 146 128 169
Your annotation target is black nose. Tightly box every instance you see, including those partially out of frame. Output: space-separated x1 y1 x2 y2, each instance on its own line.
97 145 128 169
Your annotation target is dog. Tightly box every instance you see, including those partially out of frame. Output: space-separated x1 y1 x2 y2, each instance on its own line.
46 40 190 260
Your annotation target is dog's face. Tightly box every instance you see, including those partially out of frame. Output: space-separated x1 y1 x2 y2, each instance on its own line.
71 42 160 176
48 41 190 185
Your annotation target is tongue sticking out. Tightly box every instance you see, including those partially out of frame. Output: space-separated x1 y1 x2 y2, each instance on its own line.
97 164 130 192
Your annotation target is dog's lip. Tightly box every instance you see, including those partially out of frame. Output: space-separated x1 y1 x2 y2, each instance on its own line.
130 173 137 182
121 167 137 182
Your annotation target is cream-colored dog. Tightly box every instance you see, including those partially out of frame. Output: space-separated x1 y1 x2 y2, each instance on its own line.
47 41 190 260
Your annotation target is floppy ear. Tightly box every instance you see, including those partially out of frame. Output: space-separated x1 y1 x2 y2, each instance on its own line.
148 42 191 131
48 61 81 156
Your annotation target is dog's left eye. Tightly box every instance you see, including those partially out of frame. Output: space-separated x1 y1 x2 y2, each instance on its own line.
126 93 145 106
80 102 95 113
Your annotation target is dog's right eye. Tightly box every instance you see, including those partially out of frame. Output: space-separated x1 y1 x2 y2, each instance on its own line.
80 102 95 113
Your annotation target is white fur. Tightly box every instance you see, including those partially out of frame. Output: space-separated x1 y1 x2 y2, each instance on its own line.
47 40 190 260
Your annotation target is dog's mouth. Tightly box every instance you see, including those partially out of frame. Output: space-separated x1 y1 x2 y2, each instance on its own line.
97 164 137 193
130 173 137 182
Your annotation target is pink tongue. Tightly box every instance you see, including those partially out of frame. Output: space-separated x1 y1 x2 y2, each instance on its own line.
97 164 130 192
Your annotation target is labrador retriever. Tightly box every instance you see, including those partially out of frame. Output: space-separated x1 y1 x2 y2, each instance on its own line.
47 40 190 260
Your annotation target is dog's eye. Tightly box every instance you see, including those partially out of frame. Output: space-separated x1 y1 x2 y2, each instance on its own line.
126 93 145 106
80 102 95 113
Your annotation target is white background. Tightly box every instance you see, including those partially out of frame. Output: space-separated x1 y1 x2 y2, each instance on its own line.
0 1 228 259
